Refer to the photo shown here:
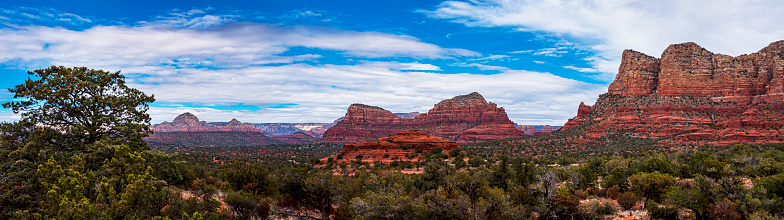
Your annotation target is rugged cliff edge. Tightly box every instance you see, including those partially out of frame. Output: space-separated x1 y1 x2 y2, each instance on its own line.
563 40 784 145
320 92 524 143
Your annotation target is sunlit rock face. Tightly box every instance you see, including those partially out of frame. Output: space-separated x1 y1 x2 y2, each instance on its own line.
563 40 784 145
320 92 524 144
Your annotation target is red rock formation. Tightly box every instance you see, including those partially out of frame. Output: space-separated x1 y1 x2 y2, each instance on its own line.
151 112 264 133
517 125 540 135
329 129 460 163
561 102 593 131
146 113 293 146
517 125 560 135
320 92 524 143
274 132 319 144
563 40 784 145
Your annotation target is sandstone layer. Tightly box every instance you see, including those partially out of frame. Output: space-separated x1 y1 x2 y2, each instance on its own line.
330 129 460 163
563 40 784 145
517 125 561 135
147 113 316 146
320 92 524 143
152 113 263 133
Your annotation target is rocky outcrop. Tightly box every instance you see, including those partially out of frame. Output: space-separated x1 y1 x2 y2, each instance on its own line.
329 129 460 163
517 125 561 135
273 132 319 144
517 125 540 135
147 113 290 146
152 113 263 133
145 131 284 147
320 92 524 143
563 40 784 145
254 123 332 137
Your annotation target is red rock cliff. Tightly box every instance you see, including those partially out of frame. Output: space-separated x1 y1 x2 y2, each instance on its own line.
151 112 264 133
320 92 524 143
564 40 784 145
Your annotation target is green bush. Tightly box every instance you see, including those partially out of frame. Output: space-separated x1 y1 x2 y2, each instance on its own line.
617 192 637 210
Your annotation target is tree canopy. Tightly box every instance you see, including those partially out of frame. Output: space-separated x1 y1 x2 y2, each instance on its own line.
3 66 155 147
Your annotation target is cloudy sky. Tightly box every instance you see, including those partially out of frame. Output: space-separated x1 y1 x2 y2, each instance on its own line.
1 0 783 125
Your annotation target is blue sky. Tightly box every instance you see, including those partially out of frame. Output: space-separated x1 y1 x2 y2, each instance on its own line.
1 0 783 124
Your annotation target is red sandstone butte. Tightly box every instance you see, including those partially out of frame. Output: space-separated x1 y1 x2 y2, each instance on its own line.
151 112 264 133
517 125 560 135
273 132 318 144
562 40 784 145
146 113 289 146
330 129 460 163
320 92 524 143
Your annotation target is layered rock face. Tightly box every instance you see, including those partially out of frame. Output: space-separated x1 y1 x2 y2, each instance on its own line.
320 92 524 143
517 125 561 135
152 113 263 133
274 132 319 144
147 113 317 146
564 40 784 145
331 129 460 163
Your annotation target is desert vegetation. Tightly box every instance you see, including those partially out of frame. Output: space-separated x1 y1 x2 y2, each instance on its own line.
3 67 784 220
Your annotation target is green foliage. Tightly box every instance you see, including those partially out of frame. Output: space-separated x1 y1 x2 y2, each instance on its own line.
617 192 638 210
37 156 97 218
606 185 620 200
707 199 741 220
646 201 678 220
429 147 443 155
637 157 676 176
3 66 155 150
628 172 675 202
448 148 462 157
220 158 272 195
758 173 784 198
224 190 258 219
36 145 165 219
304 171 337 220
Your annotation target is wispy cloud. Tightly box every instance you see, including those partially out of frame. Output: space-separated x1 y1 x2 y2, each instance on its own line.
467 54 509 61
0 7 94 27
563 65 598 73
423 0 784 81
453 63 509 71
0 7 603 125
0 23 477 70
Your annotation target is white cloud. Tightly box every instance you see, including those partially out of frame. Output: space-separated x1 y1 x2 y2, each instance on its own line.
563 65 599 73
531 47 570 57
0 9 601 125
0 7 93 26
0 23 477 70
453 63 509 71
467 54 509 61
424 0 784 81
133 64 603 124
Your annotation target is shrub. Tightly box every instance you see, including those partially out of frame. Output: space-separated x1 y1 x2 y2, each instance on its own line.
594 201 617 215
553 194 580 213
606 185 620 199
383 153 390 158
574 189 587 199
646 201 678 220
449 148 462 157
749 211 780 220
429 147 443 155
617 192 638 210
255 199 271 219
707 199 741 220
